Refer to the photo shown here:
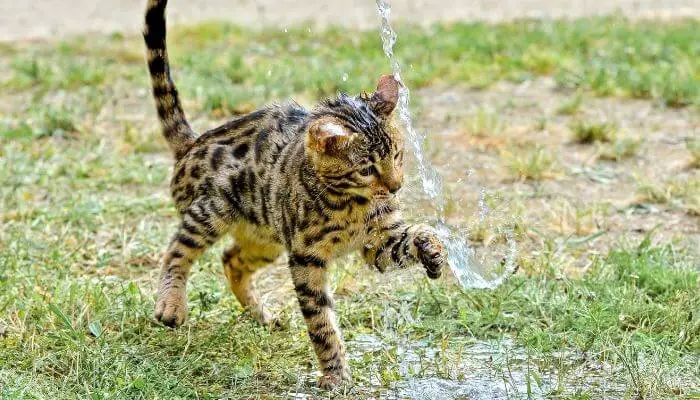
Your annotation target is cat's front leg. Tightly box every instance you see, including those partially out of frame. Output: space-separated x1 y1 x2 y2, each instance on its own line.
363 210 447 279
288 253 351 390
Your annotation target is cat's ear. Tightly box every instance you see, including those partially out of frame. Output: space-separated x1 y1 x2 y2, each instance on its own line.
308 120 352 155
370 74 400 117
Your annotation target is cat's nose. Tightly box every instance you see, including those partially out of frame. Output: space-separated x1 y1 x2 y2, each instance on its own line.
387 182 401 194
382 175 402 194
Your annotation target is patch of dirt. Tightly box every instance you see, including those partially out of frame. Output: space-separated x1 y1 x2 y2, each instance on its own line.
2 0 700 42
413 78 700 268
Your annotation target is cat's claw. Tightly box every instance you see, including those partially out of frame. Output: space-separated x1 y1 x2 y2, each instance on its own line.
318 368 352 391
414 229 446 279
247 307 285 329
154 290 187 328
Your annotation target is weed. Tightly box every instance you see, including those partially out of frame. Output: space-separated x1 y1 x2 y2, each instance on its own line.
556 93 583 116
0 120 36 140
3 17 700 107
687 139 700 168
502 145 557 181
40 107 78 136
121 122 168 153
597 137 642 161
637 176 700 215
571 120 617 144
534 116 548 132
461 107 504 137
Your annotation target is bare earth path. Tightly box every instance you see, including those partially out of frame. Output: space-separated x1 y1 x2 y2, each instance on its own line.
1 0 700 42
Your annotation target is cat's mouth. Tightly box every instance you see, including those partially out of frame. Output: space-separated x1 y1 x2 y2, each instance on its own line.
323 182 396 202
370 191 396 201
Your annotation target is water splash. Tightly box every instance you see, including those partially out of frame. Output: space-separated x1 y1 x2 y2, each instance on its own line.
375 0 517 289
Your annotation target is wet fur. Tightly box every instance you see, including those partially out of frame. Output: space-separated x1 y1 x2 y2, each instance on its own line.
143 0 447 389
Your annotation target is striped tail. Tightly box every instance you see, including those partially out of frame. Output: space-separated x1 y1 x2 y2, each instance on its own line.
143 0 196 160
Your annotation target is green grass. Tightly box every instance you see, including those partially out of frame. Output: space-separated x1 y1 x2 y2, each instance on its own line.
3 17 700 113
571 121 617 144
637 176 700 216
557 93 584 116
2 17 700 399
688 139 700 168
598 137 643 161
1 185 697 399
502 145 558 181
461 107 505 137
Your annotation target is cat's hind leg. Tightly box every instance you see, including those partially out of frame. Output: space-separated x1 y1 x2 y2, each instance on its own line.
155 199 227 327
222 230 283 325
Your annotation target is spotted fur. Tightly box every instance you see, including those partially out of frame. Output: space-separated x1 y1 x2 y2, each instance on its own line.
144 0 448 390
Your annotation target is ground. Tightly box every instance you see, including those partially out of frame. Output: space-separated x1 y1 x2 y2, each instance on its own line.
0 3 699 400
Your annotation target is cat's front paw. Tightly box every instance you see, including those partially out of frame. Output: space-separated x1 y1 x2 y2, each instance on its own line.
414 228 447 279
318 367 352 391
154 289 187 328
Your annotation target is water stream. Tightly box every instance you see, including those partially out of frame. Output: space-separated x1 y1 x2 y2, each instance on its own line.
376 0 518 289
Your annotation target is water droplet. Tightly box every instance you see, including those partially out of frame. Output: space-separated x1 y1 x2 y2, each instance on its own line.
267 70 272 77
341 73 349 82
283 27 288 33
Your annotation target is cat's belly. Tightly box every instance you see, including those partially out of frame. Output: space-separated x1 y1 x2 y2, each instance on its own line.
230 220 283 248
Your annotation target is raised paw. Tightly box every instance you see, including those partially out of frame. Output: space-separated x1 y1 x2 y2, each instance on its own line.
318 367 352 391
414 228 447 279
154 290 187 328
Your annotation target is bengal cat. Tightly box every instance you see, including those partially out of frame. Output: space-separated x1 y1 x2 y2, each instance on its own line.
143 0 448 389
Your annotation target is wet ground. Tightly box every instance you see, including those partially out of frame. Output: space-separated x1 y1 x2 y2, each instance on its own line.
284 333 637 399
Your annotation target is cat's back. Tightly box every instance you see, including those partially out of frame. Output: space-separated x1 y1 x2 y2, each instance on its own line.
193 101 308 163
169 101 309 212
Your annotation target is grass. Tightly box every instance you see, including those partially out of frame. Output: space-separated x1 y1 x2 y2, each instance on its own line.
120 122 168 154
637 176 700 216
557 93 584 116
597 137 643 161
1 193 697 399
571 121 617 144
3 17 700 112
687 139 700 168
1 17 699 399
502 145 557 181
461 107 504 137
1 106 78 140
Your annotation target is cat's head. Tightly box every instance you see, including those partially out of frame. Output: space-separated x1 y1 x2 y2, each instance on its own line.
306 75 405 200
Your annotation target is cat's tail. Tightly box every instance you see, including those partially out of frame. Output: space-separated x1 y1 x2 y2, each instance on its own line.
143 0 196 160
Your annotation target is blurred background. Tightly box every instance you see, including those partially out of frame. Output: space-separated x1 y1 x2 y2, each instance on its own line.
2 0 700 41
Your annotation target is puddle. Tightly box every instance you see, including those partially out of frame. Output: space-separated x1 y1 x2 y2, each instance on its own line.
395 377 511 400
287 333 636 399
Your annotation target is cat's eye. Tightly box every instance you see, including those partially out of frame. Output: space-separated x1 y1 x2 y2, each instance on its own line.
359 165 379 177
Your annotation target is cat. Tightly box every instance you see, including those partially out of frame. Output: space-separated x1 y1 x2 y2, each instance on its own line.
143 0 448 389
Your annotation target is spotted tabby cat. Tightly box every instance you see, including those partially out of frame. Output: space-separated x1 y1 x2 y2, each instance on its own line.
144 0 448 389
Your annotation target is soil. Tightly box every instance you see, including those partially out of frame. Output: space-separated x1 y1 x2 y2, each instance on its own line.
414 78 699 269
